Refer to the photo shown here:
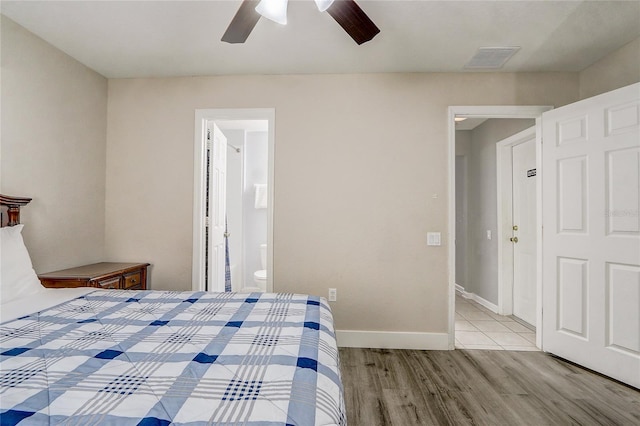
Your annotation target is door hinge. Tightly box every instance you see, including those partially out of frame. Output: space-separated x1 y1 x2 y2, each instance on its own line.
205 217 210 227
206 140 212 151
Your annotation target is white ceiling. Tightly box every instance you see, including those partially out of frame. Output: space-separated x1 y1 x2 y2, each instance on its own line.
2 1 639 79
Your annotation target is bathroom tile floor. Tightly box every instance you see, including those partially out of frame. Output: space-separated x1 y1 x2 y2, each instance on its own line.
455 294 539 351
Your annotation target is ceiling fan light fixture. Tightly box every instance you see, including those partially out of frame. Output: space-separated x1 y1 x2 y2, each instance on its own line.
255 0 288 25
315 0 335 12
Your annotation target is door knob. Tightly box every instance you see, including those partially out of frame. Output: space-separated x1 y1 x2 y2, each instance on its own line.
510 237 519 243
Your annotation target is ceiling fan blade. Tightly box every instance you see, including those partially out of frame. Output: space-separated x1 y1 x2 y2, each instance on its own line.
221 0 261 44
326 0 380 45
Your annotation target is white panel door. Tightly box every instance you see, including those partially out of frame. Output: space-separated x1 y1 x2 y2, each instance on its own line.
208 123 227 292
512 137 537 326
542 83 640 388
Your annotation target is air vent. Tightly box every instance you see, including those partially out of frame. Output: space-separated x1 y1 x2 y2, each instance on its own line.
465 47 520 69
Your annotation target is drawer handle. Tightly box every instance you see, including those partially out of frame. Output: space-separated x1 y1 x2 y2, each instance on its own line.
130 278 136 284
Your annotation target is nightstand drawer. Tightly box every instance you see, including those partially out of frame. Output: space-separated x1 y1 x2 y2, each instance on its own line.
123 272 142 289
98 276 120 289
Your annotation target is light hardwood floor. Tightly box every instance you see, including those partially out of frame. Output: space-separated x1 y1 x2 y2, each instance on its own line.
340 347 640 425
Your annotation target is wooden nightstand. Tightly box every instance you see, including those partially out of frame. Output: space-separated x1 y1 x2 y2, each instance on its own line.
39 262 150 290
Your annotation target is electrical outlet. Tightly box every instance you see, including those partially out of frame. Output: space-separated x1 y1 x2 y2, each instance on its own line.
328 288 337 302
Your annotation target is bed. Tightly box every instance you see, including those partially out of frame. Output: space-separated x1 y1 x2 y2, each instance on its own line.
0 195 346 425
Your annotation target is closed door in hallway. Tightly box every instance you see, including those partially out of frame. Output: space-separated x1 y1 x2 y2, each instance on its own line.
512 136 537 326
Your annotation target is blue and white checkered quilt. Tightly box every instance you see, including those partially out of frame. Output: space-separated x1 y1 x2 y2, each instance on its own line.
0 291 346 425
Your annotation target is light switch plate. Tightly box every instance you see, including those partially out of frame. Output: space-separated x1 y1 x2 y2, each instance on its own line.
427 232 441 246
328 288 337 302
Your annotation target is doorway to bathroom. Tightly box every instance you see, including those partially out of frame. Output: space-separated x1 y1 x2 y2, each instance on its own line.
192 108 275 293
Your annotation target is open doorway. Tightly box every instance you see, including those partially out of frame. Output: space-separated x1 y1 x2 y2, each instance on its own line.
448 106 552 351
192 109 275 293
216 120 269 293
455 118 536 349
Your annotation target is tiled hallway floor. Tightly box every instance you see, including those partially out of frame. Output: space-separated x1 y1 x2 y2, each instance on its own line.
455 294 539 351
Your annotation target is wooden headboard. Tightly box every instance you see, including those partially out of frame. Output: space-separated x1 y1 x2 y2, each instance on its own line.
0 194 32 227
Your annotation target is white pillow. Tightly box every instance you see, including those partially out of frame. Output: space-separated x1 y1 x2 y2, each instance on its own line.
1 224 44 304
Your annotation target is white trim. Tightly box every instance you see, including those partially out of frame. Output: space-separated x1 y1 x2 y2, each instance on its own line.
496 126 536 317
455 285 499 314
451 106 553 119
471 294 498 314
447 106 552 351
193 108 276 293
456 286 474 299
336 330 449 350
534 117 544 349
193 111 208 291
447 108 457 350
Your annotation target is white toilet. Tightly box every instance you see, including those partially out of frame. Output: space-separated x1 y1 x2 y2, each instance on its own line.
253 244 267 292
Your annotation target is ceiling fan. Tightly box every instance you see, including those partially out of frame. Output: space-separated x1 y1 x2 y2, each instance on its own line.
221 0 380 45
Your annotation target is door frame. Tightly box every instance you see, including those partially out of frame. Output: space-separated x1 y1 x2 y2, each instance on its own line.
496 126 536 320
192 108 275 293
447 106 552 350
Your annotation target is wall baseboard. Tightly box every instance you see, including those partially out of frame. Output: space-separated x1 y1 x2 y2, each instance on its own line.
455 284 499 314
336 330 449 350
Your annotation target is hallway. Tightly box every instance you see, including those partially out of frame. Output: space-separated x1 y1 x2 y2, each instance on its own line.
455 294 539 350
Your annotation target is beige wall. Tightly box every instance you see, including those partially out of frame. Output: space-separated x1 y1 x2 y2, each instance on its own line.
106 73 578 333
0 16 108 273
579 37 640 99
